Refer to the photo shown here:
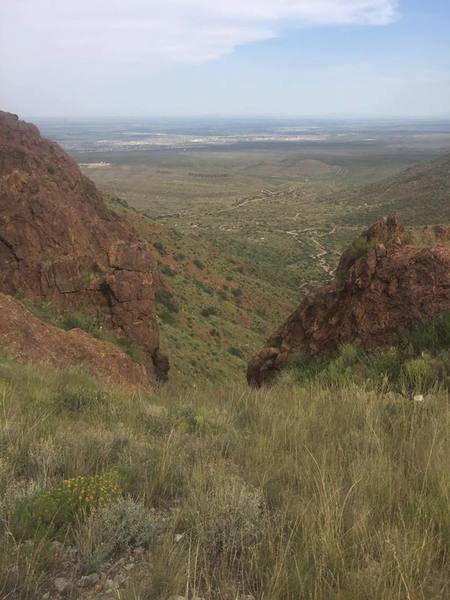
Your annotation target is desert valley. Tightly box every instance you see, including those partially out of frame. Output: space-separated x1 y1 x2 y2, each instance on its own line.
1 0 450 598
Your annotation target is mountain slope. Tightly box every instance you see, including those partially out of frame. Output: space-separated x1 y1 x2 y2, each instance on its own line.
335 153 450 226
0 112 168 381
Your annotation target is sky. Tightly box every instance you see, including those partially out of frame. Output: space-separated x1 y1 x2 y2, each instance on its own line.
0 0 449 118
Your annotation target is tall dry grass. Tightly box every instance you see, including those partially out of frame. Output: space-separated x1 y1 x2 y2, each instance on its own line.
0 354 448 599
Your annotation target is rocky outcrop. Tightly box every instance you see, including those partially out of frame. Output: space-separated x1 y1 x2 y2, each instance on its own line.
0 111 168 382
248 216 450 386
0 293 150 388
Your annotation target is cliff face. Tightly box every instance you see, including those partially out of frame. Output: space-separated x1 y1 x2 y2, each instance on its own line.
0 112 168 382
248 216 450 386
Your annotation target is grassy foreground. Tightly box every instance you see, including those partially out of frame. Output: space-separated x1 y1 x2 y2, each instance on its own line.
0 355 449 599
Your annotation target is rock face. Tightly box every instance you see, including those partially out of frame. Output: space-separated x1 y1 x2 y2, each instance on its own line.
0 293 150 388
248 216 450 386
0 112 168 382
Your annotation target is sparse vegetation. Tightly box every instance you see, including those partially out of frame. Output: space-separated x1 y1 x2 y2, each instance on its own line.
153 241 166 255
193 258 204 270
0 351 448 598
283 313 450 394
159 263 176 277
155 289 180 314
201 306 218 318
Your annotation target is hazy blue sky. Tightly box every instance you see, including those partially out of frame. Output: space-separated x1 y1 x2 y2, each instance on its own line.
1 0 449 118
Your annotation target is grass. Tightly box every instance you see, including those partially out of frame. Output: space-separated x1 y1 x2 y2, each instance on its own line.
282 313 450 395
0 348 448 599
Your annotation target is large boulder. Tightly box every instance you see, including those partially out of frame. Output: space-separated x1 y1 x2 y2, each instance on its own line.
248 216 450 386
0 112 168 382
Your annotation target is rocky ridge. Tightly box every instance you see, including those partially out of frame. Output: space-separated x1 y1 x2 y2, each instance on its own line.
248 216 450 386
0 111 168 383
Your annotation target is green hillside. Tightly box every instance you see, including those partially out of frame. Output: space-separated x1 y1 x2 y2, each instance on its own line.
335 154 450 226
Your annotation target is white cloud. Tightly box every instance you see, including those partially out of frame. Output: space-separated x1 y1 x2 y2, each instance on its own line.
1 1 399 69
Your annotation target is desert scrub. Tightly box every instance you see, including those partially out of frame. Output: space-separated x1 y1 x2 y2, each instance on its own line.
76 497 166 572
180 472 267 564
12 473 121 538
169 403 226 436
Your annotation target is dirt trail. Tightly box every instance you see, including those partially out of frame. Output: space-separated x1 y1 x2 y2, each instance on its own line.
283 224 337 277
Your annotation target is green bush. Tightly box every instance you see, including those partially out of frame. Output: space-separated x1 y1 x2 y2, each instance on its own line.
153 241 166 255
159 264 176 277
160 311 177 325
61 312 99 334
155 289 180 313
195 279 214 294
13 474 121 538
201 306 218 318
400 355 437 392
193 259 204 270
228 346 244 359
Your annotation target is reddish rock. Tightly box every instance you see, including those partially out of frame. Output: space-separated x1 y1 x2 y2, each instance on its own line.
248 216 450 386
0 293 150 388
0 111 168 382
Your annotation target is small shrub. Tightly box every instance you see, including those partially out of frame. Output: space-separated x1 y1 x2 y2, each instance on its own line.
153 241 166 255
77 497 163 571
181 474 266 562
80 269 99 284
160 311 176 326
62 312 98 334
195 280 214 294
232 287 243 299
193 259 204 270
13 474 121 538
228 346 244 359
400 355 437 392
201 306 218 318
159 264 176 277
155 289 180 314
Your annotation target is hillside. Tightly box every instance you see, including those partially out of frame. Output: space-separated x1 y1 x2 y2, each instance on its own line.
106 196 296 383
0 112 168 384
335 153 450 226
